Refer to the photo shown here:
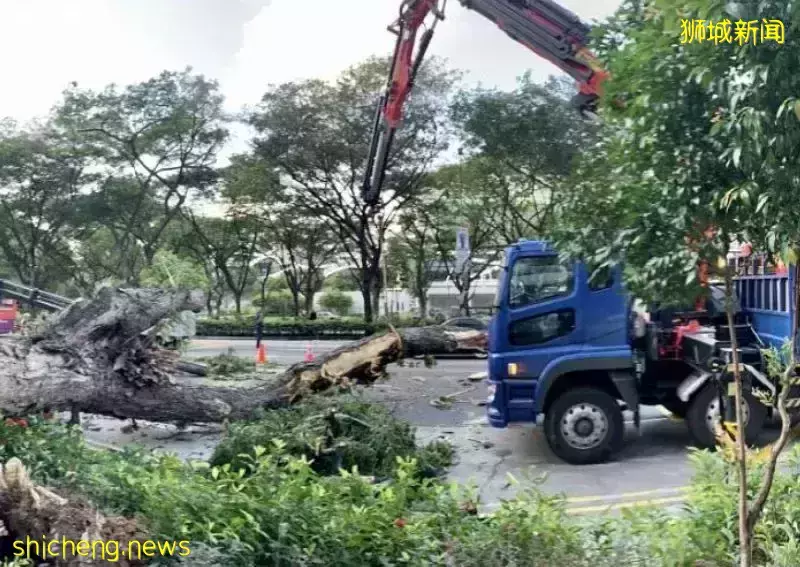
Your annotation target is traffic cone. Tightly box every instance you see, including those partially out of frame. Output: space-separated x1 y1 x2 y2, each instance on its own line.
304 342 315 362
256 343 267 364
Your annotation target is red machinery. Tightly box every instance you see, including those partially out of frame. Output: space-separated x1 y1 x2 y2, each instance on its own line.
0 299 17 335
362 0 609 205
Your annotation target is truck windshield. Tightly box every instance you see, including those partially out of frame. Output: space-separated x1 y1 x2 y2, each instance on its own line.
508 256 574 308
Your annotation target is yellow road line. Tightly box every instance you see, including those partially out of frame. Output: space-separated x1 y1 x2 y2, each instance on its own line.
567 495 687 515
566 486 688 504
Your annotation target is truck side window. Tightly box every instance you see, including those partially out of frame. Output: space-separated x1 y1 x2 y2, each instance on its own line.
508 256 574 308
510 309 576 346
588 265 613 291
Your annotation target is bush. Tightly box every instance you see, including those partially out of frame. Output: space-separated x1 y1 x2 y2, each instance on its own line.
252 291 296 316
196 348 278 378
7 413 800 566
210 395 454 478
319 290 354 316
195 313 439 338
196 315 383 338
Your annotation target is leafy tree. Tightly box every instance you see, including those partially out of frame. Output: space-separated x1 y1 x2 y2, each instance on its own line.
451 74 594 241
323 270 360 292
555 1 800 564
179 213 262 315
424 158 505 315
387 194 441 318
68 177 162 287
0 123 95 289
319 290 353 316
249 56 459 322
140 249 208 290
55 68 229 266
670 1 800 563
222 154 339 316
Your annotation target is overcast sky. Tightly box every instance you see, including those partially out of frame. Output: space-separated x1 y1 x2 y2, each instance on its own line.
0 0 620 157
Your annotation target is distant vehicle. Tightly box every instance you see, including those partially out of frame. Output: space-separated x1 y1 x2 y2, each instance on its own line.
441 316 488 359
315 310 338 320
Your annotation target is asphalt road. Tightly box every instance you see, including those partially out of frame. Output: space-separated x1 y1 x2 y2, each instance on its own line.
181 338 696 514
187 337 352 363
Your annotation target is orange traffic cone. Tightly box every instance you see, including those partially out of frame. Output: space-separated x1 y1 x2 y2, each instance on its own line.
256 343 267 364
304 342 315 362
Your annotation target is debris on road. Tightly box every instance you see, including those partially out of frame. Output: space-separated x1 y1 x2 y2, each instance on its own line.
429 386 477 410
467 371 488 381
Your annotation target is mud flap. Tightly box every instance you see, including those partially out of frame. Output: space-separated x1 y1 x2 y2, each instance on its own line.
610 371 640 429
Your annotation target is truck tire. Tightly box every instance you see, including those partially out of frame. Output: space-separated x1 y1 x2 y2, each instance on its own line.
686 382 767 450
544 387 625 465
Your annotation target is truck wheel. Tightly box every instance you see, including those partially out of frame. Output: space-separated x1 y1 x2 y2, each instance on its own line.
544 387 625 465
686 383 767 449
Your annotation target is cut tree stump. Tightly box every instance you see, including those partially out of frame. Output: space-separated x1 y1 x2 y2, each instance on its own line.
0 287 487 424
0 458 149 566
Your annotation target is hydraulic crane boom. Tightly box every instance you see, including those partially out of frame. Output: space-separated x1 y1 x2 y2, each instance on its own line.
362 0 609 204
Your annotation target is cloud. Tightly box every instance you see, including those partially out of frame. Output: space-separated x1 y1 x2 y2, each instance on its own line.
0 0 620 157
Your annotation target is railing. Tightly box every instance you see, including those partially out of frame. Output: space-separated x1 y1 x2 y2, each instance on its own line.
0 279 75 311
731 254 792 349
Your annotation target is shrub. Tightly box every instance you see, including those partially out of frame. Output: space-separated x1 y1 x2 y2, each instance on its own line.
252 291 296 316
196 316 383 338
6 414 800 566
196 348 269 377
210 395 454 478
319 290 354 316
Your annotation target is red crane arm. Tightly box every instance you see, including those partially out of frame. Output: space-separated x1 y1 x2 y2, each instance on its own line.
362 0 609 204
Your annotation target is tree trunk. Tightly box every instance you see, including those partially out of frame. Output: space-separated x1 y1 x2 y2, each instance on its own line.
205 294 214 317
0 287 487 425
361 283 373 323
291 290 301 317
0 458 150 567
417 290 428 320
233 293 242 315
723 270 751 567
304 289 315 316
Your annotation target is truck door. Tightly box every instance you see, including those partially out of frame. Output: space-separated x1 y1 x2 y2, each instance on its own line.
498 254 584 381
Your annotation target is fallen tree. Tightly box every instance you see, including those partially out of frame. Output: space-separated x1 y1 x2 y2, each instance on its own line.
0 287 487 425
0 287 488 565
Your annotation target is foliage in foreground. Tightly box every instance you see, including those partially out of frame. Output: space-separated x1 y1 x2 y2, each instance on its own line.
5 409 800 566
210 396 454 478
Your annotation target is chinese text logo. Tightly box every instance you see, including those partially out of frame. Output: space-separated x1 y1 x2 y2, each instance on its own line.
680 19 785 45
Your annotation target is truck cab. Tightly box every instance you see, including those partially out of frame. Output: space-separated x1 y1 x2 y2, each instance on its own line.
486 240 791 464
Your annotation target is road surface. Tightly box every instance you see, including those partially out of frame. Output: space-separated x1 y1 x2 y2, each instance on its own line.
80 338 788 515
178 338 693 514
186 337 352 363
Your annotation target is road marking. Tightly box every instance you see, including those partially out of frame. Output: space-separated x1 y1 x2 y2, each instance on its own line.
565 486 688 504
567 495 687 515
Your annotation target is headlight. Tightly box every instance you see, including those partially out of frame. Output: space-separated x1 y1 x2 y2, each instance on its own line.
487 384 496 403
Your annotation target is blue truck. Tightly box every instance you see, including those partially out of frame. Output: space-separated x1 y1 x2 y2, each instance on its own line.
484 239 794 464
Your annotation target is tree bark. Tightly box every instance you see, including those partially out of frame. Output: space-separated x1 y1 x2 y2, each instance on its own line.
0 287 487 425
0 458 149 566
